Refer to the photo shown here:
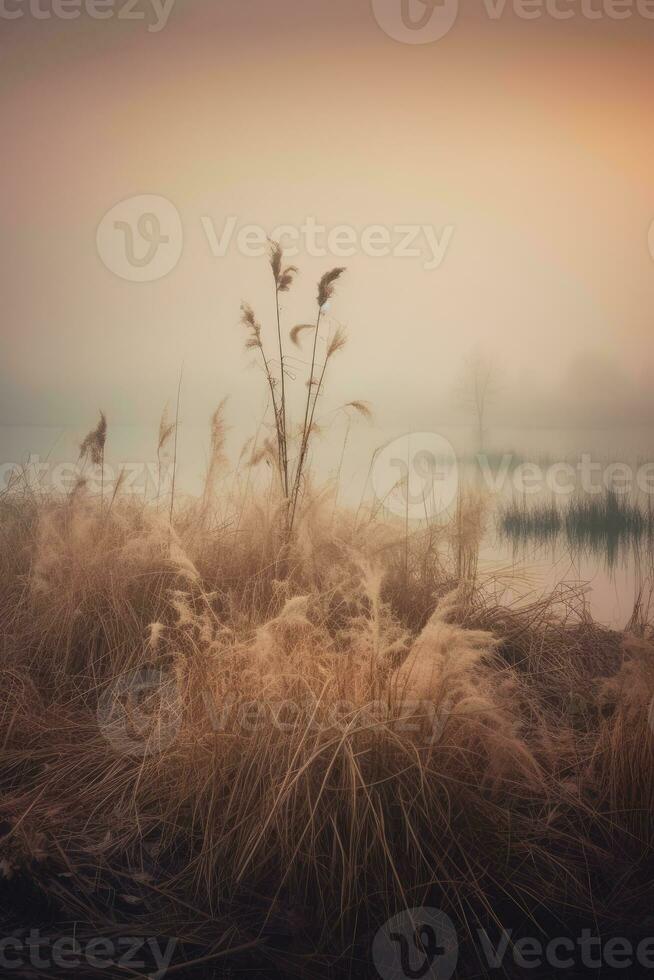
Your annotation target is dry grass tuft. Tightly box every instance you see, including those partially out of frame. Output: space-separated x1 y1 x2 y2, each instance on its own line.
1 477 652 976
1 254 653 976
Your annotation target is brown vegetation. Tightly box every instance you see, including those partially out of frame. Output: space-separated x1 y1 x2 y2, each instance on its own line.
1 250 653 978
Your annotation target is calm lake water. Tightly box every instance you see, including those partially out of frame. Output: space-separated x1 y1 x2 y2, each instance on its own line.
341 423 654 629
3 421 652 628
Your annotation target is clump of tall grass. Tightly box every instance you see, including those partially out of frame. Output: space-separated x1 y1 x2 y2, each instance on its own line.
0 494 594 973
241 242 352 537
590 633 654 849
2 465 652 974
1 259 654 976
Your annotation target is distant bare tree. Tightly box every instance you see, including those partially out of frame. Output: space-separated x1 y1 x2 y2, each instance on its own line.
457 348 500 453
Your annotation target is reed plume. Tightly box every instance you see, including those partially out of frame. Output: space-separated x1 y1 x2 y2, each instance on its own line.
317 266 346 308
202 399 228 517
79 411 107 506
79 411 107 467
344 400 373 420
157 405 176 501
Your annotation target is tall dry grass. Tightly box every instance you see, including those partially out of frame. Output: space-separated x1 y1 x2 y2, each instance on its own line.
2 465 653 976
1 251 653 976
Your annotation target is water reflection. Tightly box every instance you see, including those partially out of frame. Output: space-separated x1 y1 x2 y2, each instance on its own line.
498 489 654 572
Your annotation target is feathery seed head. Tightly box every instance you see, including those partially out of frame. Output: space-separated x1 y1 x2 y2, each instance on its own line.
268 239 283 281
209 399 228 456
277 265 298 292
240 303 262 350
317 267 346 309
79 411 107 466
290 323 315 347
327 326 347 359
268 239 298 292
158 407 176 454
345 400 373 420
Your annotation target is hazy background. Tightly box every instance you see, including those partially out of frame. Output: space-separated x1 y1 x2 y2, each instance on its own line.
2 0 654 484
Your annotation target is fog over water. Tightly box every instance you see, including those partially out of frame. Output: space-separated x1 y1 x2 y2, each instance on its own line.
3 0 654 626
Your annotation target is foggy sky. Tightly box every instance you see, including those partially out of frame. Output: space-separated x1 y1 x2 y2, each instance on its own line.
2 0 654 457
